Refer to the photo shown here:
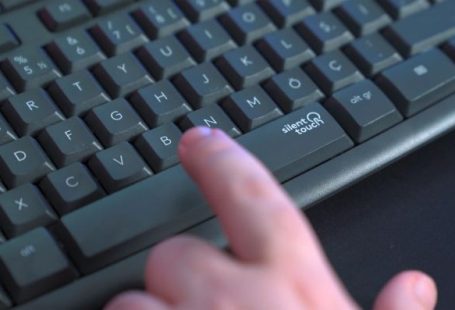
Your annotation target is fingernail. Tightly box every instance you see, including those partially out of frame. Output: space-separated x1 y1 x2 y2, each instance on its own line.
179 126 213 150
414 275 436 309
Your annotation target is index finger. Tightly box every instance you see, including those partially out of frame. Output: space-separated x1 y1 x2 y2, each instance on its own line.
178 127 321 265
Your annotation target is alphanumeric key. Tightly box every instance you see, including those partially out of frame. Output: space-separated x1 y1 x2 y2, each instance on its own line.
305 50 364 94
377 0 429 19
40 163 105 214
0 228 76 303
296 12 354 54
132 0 190 39
179 104 241 137
83 0 134 16
0 114 17 145
0 73 15 102
90 14 148 57
344 33 402 77
88 141 152 193
264 68 324 112
136 36 196 80
85 98 148 147
135 124 182 172
93 53 153 98
0 184 57 237
325 79 403 143
335 0 391 36
130 81 191 127
46 30 106 74
2 89 65 136
176 0 230 22
220 3 276 44
0 24 19 53
48 70 109 117
174 63 234 108
308 0 345 11
38 117 102 167
258 0 315 27
216 45 274 90
0 136 55 188
221 86 282 131
1 48 61 91
39 1 91 32
178 19 237 62
256 28 315 72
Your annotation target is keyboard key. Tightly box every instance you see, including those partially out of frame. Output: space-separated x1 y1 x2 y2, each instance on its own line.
90 14 148 57
1 48 61 91
85 98 148 147
130 80 192 127
48 70 109 117
219 3 276 44
306 50 363 95
0 287 11 309
222 86 283 131
0 24 19 53
0 136 55 188
59 103 352 273
383 1 455 56
176 0 230 22
0 73 15 102
216 45 274 90
179 104 241 137
264 68 324 112
88 141 152 193
135 123 182 172
0 184 56 238
133 0 190 39
378 0 429 19
376 49 455 117
0 114 17 145
38 117 102 168
174 62 234 108
335 0 391 36
137 36 196 80
93 53 153 98
39 1 91 32
308 0 345 11
256 28 315 72
296 12 354 54
46 30 106 74
0 228 76 303
40 163 105 215
83 0 133 16
178 19 237 62
258 0 315 27
0 0 34 11
2 89 65 136
344 33 402 77
325 79 402 142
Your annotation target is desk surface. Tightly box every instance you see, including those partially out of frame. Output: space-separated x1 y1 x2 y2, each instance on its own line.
307 129 455 309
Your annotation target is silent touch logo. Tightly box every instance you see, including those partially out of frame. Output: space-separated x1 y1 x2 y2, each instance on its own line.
281 112 325 135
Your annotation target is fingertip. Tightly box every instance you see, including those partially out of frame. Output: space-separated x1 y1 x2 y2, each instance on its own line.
374 270 437 310
104 291 168 310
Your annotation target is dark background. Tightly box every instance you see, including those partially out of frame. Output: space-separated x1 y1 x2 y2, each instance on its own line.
307 129 455 309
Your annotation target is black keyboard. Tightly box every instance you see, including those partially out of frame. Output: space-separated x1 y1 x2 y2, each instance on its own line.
0 0 454 308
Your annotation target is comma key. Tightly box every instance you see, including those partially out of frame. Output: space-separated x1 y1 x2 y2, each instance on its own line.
238 102 353 182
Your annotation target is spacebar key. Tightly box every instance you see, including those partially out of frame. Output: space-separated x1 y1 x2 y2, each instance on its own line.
239 102 353 182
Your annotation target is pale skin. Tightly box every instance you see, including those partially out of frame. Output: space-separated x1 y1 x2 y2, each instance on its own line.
105 127 438 310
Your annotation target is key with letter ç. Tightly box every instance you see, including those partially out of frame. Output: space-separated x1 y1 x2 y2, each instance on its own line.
59 102 352 274
376 49 455 117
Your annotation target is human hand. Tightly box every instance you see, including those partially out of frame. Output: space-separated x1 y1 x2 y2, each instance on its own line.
105 127 437 310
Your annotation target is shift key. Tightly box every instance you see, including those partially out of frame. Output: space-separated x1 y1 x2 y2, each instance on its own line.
238 102 353 182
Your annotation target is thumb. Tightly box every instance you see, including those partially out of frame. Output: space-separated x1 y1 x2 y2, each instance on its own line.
373 270 437 310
